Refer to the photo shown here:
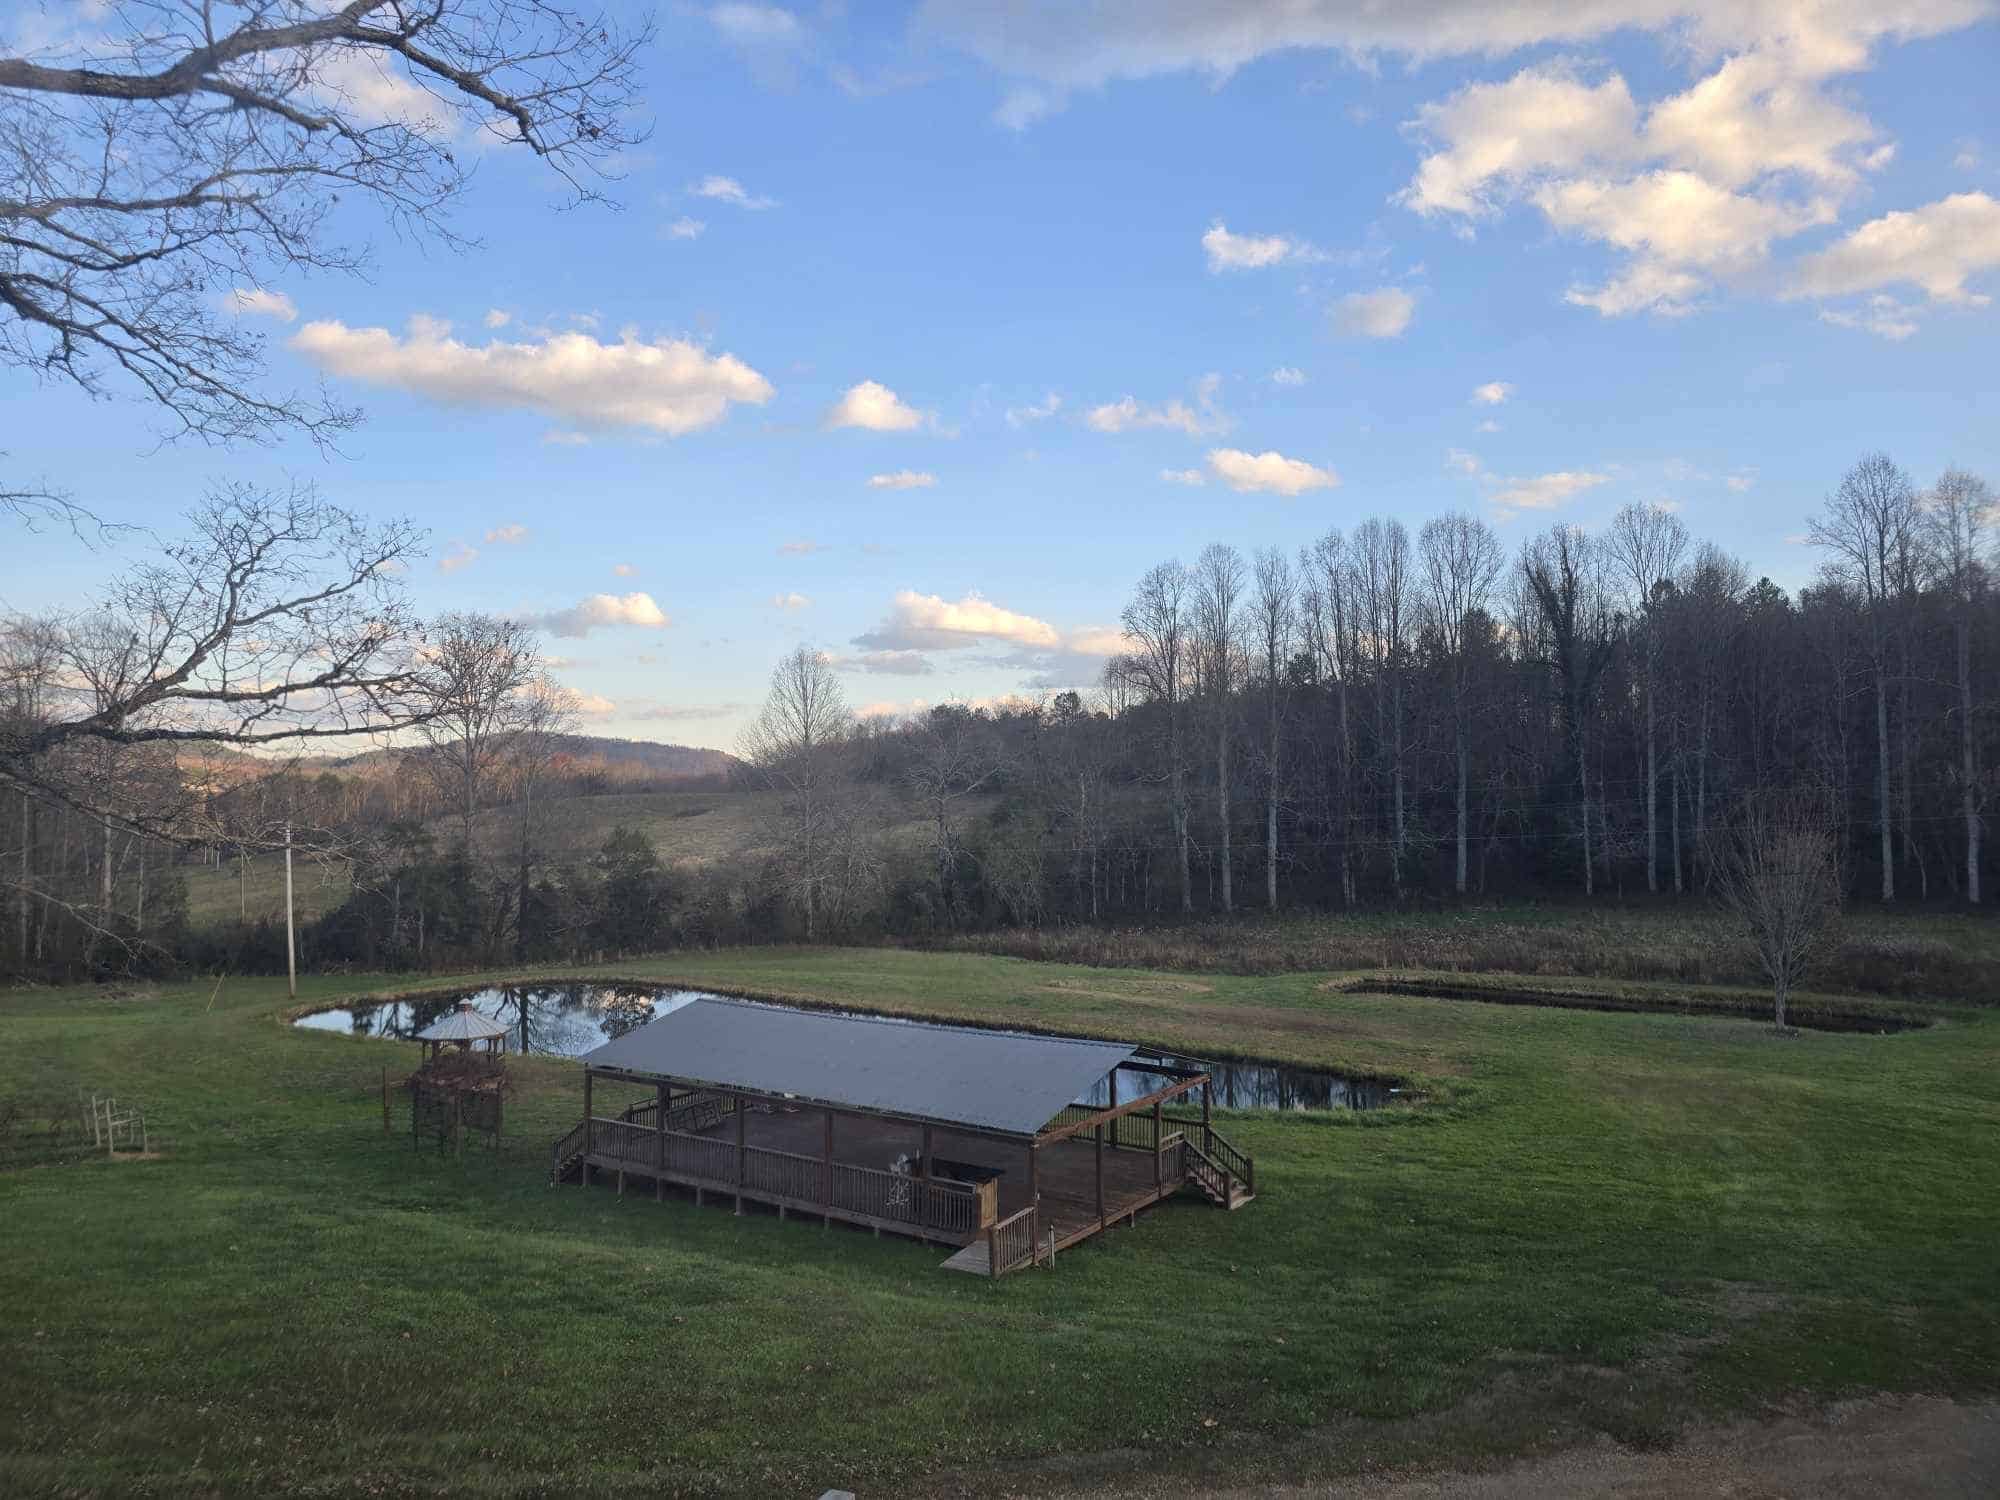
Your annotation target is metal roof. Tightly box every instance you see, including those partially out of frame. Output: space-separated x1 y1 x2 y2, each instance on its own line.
414 1003 511 1043
580 996 1136 1137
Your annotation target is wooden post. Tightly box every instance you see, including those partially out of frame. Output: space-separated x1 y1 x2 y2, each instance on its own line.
282 819 296 1001
583 1068 594 1158
1152 1099 1163 1189
655 1081 666 1177
822 1108 834 1226
381 1067 390 1135
919 1124 932 1180
1027 1142 1039 1208
1107 1069 1118 1150
734 1094 746 1215
1095 1127 1105 1230
1201 1078 1212 1146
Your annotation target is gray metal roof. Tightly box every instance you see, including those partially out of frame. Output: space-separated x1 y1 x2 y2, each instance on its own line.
581 996 1135 1137
414 1004 511 1043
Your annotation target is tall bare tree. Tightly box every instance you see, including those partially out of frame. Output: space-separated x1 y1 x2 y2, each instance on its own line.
1926 468 1994 904
1810 453 1919 901
1521 525 1615 896
1707 786 1843 1030
1120 560 1194 912
1 0 650 446
1192 543 1245 913
413 612 542 853
1249 547 1295 911
740 646 853 939
1419 512 1503 896
1606 502 1689 896
906 702 1002 927
1303 528 1359 905
1353 518 1413 892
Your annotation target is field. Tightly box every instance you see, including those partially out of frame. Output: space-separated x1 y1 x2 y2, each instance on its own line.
2 948 1997 1497
178 788 968 928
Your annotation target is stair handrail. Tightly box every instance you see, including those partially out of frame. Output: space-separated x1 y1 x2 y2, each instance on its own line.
1202 1124 1255 1198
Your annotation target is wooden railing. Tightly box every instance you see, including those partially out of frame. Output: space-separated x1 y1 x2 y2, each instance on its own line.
1047 1103 1200 1151
1202 1125 1254 1197
987 1203 1039 1276
568 1115 982 1238
550 1118 587 1182
1182 1138 1231 1203
622 1091 728 1136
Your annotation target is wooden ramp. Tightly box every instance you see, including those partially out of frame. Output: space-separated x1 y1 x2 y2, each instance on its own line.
939 1240 991 1275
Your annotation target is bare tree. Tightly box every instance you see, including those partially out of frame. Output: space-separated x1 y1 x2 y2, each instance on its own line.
1120 560 1193 912
740 646 852 939
1606 501 1689 896
1419 512 1503 896
1192 542 1245 913
1249 547 1295 911
1810 454 1919 901
1925 468 1993 904
1521 525 1616 895
1353 518 1413 892
500 674 576 960
1302 528 1359 905
412 612 542 852
906 702 1002 927
1 0 650 445
1707 786 1843 1030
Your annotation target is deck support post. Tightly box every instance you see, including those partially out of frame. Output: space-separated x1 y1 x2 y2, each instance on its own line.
734 1094 746 1215
919 1124 932 1180
1153 1099 1163 1188
655 1081 667 1175
583 1067 594 1159
823 1108 834 1228
1107 1070 1118 1150
1201 1079 1211 1148
1095 1128 1105 1230
1027 1142 1039 1209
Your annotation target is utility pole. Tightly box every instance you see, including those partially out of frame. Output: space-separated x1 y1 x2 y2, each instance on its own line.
283 820 297 1000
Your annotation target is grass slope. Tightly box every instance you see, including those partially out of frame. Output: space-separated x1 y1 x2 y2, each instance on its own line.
2 950 1996 1497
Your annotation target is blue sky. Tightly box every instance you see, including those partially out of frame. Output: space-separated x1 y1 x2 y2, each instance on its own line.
7 1 2000 748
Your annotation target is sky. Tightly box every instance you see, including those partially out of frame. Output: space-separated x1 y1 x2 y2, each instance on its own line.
6 0 2000 750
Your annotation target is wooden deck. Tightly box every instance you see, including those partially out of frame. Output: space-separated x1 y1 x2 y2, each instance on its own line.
556 1097 1247 1274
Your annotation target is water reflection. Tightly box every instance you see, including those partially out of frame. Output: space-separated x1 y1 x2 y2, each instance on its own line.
293 983 678 1058
295 985 1393 1110
1076 1059 1390 1112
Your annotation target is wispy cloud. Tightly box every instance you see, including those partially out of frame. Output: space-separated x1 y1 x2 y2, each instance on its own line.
1086 374 1227 436
867 469 937 489
527 592 672 638
1207 448 1338 496
690 174 778 210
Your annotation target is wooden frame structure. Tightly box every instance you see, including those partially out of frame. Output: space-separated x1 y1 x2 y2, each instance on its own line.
551 1048 1255 1277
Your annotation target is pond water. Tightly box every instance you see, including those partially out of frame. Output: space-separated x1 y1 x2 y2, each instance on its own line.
294 984 1395 1112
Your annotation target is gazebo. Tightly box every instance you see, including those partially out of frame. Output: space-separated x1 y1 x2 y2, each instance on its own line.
550 996 1256 1276
406 1000 510 1155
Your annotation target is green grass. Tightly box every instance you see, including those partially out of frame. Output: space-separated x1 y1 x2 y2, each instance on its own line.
3 949 1997 1497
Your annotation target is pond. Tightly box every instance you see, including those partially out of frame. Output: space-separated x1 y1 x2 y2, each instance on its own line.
294 984 1396 1112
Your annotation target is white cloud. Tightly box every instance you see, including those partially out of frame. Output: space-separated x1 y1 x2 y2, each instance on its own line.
1064 625 1135 656
1333 287 1415 338
1005 391 1062 426
1445 447 1485 477
542 430 592 447
1271 366 1306 387
613 562 638 576
867 469 938 489
709 4 804 47
315 48 458 135
1202 221 1319 271
1957 140 1983 172
438 541 478 574
1791 192 2000 306
226 287 297 323
1492 470 1610 513
777 539 825 556
1726 471 1757 492
1400 66 1640 218
1471 381 1513 405
484 523 528 545
570 692 618 719
855 590 1061 652
1207 448 1338 497
1477 418 1502 433
529 592 672 639
690 174 778 210
1644 49 1882 192
483 309 512 329
1818 294 1922 340
771 591 812 611
290 317 774 436
994 86 1057 131
833 650 936 676
630 702 745 722
1160 467 1206 486
666 216 707 241
827 379 928 432
1086 373 1227 435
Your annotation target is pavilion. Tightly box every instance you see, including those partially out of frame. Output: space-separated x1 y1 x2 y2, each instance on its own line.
550 996 1255 1276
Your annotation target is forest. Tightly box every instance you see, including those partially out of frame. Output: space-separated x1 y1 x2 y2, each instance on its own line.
2 454 1992 981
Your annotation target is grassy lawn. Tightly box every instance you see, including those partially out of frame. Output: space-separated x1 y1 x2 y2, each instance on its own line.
2 948 1996 1497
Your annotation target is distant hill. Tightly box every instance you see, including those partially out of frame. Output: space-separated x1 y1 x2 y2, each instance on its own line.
182 734 741 783
546 735 740 779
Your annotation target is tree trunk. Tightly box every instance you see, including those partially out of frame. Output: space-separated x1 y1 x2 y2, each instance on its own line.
1216 713 1232 914
1391 671 1406 896
1961 615 1979 905
1874 658 1894 901
1670 756 1684 895
1644 676 1658 894
1454 723 1469 896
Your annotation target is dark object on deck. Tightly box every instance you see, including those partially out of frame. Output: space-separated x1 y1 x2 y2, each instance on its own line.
404 1001 510 1157
551 996 1255 1276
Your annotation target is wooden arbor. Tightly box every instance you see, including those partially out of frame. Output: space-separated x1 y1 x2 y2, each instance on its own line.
404 1001 510 1156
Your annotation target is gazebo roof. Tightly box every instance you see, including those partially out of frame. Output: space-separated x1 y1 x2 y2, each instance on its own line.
414 1002 510 1043
581 996 1137 1137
